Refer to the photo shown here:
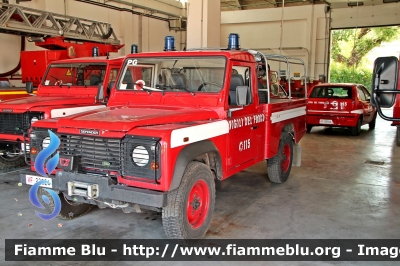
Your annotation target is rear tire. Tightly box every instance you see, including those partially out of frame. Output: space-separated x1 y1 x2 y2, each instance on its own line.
0 154 26 170
267 132 293 183
38 188 93 219
396 127 400 147
351 117 362 136
306 125 312 133
369 114 377 130
162 161 215 239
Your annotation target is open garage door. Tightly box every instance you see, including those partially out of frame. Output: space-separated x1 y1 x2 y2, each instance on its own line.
326 2 400 85
329 2 399 29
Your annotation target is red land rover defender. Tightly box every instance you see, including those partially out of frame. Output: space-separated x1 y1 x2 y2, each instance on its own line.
21 35 307 239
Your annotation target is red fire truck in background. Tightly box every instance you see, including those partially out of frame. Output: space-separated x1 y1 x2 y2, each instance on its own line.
0 2 125 169
21 34 308 239
0 55 124 169
372 56 400 146
0 2 122 100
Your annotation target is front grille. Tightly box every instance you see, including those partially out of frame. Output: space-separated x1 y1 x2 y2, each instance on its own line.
0 113 26 134
0 112 44 134
59 134 122 173
32 132 161 180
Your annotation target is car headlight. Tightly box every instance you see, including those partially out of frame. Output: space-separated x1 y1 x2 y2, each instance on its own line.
132 145 149 166
42 137 50 149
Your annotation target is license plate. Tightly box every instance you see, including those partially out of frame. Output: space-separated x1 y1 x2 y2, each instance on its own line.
25 175 52 188
320 119 333 124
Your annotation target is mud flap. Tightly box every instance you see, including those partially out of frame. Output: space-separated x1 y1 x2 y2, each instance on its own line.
292 143 302 167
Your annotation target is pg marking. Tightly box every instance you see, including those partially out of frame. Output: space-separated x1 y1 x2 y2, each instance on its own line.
127 59 138 65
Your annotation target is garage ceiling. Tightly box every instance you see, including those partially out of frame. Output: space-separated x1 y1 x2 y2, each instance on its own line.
220 0 394 10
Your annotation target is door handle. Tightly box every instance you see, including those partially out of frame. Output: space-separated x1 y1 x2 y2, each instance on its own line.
251 126 259 130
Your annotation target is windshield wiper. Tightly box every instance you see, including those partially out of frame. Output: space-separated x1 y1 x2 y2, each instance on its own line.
131 83 163 94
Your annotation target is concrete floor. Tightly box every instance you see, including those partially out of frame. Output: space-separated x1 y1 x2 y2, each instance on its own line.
1 109 399 266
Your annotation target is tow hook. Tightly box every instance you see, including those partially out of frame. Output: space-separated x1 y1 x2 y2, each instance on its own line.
103 201 129 209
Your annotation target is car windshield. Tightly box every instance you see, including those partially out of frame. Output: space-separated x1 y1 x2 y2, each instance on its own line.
310 86 352 99
118 57 226 93
42 63 107 87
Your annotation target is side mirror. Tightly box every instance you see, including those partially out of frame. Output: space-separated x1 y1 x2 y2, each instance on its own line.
372 56 398 108
26 81 33 93
96 84 104 103
236 86 251 106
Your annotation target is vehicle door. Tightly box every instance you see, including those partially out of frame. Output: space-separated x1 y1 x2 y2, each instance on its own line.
227 63 260 169
104 66 120 96
356 86 373 123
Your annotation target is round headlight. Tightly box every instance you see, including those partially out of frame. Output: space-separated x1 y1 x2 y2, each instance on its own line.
31 117 39 124
42 137 50 149
132 146 149 167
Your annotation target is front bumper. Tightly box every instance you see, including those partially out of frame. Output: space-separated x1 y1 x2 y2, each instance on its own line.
19 170 167 208
307 113 359 127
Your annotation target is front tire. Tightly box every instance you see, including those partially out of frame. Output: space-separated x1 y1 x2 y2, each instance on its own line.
0 154 26 170
162 161 215 239
351 117 362 136
267 132 293 183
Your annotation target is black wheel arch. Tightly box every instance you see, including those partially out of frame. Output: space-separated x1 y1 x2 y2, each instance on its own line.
169 140 222 191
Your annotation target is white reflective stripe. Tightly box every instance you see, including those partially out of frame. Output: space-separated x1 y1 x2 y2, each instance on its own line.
50 105 106 118
350 109 363 114
170 120 229 148
271 106 306 124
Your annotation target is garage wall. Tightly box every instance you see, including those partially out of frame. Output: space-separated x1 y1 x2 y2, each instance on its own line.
221 4 328 81
0 0 185 76
220 3 400 81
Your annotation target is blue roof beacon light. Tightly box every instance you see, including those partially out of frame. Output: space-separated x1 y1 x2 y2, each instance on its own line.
131 44 139 54
228 33 240 50
164 36 176 51
92 46 99 57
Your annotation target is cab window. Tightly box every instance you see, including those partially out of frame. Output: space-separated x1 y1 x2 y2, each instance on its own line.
361 86 371 100
357 87 366 101
229 66 252 106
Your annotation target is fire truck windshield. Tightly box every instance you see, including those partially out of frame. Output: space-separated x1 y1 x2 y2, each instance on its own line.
42 63 107 87
118 57 226 93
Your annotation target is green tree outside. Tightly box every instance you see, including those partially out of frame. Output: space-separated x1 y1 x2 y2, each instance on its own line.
330 64 373 90
329 26 400 90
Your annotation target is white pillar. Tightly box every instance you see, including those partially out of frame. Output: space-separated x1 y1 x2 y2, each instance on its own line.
186 0 221 49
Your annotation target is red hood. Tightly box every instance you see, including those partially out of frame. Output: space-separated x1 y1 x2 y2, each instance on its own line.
56 105 219 132
0 96 94 111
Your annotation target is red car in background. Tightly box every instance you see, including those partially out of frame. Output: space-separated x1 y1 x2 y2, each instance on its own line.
306 83 377 136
